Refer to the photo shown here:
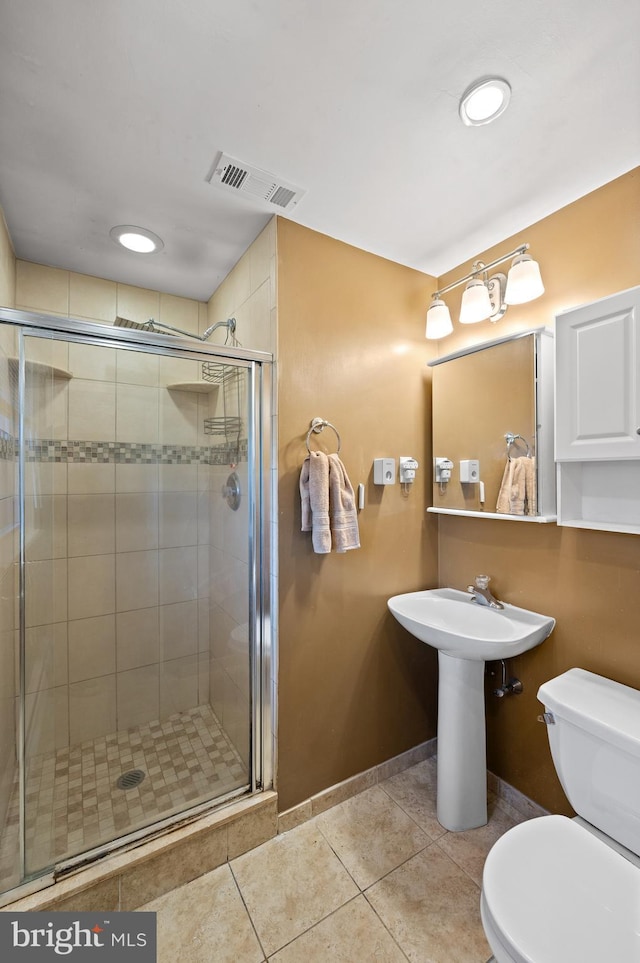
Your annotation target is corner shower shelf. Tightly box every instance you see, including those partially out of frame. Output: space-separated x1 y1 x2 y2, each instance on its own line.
165 381 219 394
9 358 73 380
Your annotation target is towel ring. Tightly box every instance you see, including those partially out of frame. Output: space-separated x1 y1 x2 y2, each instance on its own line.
505 432 531 457
306 417 342 454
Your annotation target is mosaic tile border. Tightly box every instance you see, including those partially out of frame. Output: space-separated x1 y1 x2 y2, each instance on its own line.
0 436 248 465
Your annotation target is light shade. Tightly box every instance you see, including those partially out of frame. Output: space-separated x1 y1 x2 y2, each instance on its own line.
110 225 164 254
459 78 511 126
504 253 545 304
426 299 453 340
459 278 492 324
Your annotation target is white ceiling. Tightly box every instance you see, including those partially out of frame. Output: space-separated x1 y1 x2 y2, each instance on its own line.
0 0 639 302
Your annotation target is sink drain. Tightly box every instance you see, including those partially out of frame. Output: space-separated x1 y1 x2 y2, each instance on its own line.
116 769 146 791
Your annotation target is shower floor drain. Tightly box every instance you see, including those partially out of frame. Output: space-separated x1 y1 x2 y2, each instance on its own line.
116 769 146 791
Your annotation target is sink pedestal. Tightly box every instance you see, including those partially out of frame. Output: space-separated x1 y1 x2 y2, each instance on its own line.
437 652 487 831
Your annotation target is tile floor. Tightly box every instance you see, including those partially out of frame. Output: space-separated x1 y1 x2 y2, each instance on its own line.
140 756 524 962
0 704 247 893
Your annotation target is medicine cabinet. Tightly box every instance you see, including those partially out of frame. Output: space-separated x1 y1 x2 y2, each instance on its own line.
555 284 640 534
428 328 556 521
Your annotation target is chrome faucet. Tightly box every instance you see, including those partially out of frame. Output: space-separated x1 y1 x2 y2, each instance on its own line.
467 574 504 610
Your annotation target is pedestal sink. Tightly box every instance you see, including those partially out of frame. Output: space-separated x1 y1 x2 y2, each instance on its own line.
388 588 555 832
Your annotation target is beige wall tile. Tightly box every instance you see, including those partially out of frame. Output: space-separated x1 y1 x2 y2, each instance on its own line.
159 600 197 661
116 384 159 443
69 674 116 743
116 347 159 387
116 284 160 326
159 546 197 605
159 491 197 548
198 651 210 704
115 464 158 493
115 492 159 553
249 220 274 295
24 622 68 693
68 554 115 621
67 463 115 495
158 294 200 336
159 389 197 446
24 462 67 497
158 463 197 492
68 342 116 381
67 493 115 556
68 614 116 683
116 607 159 671
23 494 67 561
69 272 117 323
24 685 69 756
68 380 116 441
25 559 68 627
16 261 69 315
158 354 200 386
159 654 198 717
116 550 159 612
117 664 159 730
0 208 16 309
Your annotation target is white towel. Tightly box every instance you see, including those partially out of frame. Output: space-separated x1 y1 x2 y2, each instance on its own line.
328 453 360 553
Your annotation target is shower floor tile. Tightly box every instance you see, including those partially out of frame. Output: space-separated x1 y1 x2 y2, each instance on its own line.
0 704 247 892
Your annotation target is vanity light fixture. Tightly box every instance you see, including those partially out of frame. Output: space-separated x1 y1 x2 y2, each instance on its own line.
425 244 544 340
110 225 164 254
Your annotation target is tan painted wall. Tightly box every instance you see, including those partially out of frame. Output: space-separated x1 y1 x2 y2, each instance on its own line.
435 168 640 814
276 219 439 812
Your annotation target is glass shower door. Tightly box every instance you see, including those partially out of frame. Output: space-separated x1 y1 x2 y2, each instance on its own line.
16 330 258 882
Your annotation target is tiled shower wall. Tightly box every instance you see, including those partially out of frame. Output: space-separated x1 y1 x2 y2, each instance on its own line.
21 337 215 758
206 220 277 766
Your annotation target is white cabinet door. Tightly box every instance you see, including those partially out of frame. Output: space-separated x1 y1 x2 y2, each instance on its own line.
556 286 640 460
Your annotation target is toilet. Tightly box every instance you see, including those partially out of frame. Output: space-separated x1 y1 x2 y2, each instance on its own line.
481 667 640 962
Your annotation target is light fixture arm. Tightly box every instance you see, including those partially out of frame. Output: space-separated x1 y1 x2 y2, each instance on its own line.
432 244 528 300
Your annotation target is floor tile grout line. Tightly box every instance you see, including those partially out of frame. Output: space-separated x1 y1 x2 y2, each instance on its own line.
228 861 268 961
360 888 413 963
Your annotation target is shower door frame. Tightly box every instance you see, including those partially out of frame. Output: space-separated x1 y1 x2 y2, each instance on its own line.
1 307 275 901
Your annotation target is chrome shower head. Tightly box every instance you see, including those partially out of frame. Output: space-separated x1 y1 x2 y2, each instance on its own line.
113 316 156 331
113 316 236 342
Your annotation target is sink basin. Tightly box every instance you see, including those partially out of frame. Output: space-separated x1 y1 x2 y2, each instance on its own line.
388 586 555 833
387 587 555 661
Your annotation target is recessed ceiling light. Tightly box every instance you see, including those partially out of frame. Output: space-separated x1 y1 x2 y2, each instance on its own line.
110 225 164 254
459 77 511 126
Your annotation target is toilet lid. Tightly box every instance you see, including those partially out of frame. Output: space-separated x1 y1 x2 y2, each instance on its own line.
482 815 640 963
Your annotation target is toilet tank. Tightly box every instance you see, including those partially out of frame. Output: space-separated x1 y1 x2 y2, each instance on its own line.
538 668 640 858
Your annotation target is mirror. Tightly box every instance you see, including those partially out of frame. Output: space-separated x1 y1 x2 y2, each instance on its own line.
428 328 556 520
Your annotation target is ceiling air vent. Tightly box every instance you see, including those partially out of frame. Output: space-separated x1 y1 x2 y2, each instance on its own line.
207 153 306 211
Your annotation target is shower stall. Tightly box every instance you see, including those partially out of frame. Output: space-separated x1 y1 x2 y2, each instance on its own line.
0 308 274 903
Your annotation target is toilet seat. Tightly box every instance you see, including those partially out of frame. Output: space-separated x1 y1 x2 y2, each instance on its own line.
481 815 640 963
